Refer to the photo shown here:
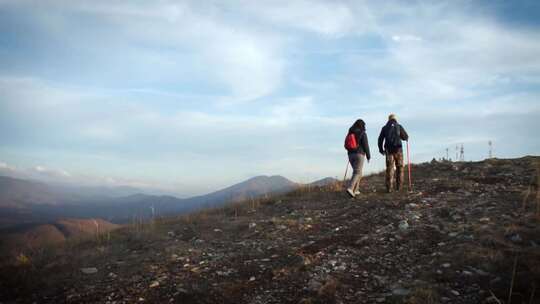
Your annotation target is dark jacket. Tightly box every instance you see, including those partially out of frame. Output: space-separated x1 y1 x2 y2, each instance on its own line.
348 126 371 160
378 119 409 154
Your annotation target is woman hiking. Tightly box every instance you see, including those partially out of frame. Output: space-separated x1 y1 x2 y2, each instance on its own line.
344 119 371 198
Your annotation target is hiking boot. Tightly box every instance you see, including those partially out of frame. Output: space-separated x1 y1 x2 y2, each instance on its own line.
346 188 355 198
354 191 364 199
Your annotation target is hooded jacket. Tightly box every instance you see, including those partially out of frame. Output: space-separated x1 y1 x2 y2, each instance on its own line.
347 126 371 160
378 119 409 154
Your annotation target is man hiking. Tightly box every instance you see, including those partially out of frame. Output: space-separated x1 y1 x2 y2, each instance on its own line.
344 119 371 198
378 114 409 193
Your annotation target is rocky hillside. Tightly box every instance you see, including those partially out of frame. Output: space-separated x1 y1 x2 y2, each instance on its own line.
1 156 539 304
0 218 120 256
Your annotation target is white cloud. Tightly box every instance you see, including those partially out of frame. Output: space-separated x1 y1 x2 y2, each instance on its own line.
240 0 357 36
0 161 17 173
201 28 284 101
34 165 71 178
81 125 123 141
391 34 422 42
0 159 183 194
341 4 540 111
266 96 315 126
95 1 285 102
1 0 540 192
0 1 285 102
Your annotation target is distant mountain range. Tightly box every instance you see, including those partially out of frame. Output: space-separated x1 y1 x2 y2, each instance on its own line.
308 177 340 187
0 175 337 231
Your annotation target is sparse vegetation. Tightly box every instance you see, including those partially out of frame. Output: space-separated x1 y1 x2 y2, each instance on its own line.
15 252 31 267
1 156 539 303
406 287 439 304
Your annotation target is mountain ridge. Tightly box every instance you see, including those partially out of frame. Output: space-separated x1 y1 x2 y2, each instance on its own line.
0 174 312 229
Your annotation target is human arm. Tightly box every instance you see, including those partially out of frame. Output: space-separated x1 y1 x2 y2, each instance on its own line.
400 125 409 141
361 132 371 161
377 127 385 154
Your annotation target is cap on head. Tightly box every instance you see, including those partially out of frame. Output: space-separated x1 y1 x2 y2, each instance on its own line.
388 113 397 121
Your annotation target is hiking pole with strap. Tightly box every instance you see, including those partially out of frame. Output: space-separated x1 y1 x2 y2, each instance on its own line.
343 158 350 183
406 140 412 192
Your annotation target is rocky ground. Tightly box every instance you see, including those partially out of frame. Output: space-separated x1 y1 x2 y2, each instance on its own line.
1 156 539 304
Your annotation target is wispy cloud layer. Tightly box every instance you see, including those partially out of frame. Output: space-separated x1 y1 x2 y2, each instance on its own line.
0 0 539 194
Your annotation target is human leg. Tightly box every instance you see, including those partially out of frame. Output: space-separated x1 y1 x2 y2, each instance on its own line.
385 153 395 192
350 154 365 193
346 153 359 197
395 151 404 191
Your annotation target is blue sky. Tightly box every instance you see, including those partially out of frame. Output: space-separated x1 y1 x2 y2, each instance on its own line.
1 0 539 196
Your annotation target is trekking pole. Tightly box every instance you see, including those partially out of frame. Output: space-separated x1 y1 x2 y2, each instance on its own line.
343 158 350 183
407 140 412 192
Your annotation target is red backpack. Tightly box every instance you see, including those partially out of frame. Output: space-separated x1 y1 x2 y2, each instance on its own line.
344 133 358 151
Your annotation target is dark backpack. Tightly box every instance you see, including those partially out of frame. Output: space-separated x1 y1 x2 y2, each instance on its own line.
385 122 401 149
344 133 358 151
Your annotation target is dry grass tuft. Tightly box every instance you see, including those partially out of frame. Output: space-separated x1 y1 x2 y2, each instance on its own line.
406 287 439 304
537 161 540 216
220 280 247 300
298 298 314 304
504 223 521 236
524 160 540 215
317 276 339 299
15 252 31 267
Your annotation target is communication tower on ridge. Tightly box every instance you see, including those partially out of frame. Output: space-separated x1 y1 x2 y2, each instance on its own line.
459 144 465 161
488 141 493 159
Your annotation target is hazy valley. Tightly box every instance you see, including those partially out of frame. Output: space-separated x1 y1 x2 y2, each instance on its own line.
0 174 336 254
